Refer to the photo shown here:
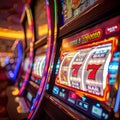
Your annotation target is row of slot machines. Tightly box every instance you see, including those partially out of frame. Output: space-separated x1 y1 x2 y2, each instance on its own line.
6 0 120 120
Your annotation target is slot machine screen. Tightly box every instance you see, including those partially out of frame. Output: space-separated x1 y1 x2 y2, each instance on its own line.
53 16 120 120
33 0 48 41
61 0 103 24
31 55 46 85
30 43 47 85
33 56 46 77
57 42 112 96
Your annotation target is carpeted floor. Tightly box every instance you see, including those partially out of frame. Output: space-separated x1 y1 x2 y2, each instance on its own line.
0 67 12 120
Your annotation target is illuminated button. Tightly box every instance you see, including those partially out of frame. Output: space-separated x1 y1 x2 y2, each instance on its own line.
82 96 86 101
53 86 59 95
59 92 66 99
69 92 77 100
109 77 115 85
105 25 120 34
96 103 100 107
91 105 102 118
108 62 119 74
68 98 75 104
59 88 66 98
114 52 120 57
46 84 49 90
68 91 77 104
102 113 108 119
79 102 83 106
76 100 89 111
61 88 65 92
83 103 88 109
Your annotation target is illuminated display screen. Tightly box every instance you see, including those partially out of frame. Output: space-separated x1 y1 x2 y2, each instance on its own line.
33 0 48 41
31 45 47 85
61 0 102 24
31 55 46 85
53 16 120 120
33 56 46 77
56 39 115 100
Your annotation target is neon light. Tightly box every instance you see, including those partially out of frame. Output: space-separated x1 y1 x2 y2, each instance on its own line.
0 28 24 39
114 84 120 112
11 41 23 82
19 4 34 95
8 71 14 78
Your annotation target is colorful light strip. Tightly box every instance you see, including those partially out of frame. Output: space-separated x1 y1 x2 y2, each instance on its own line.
28 0 57 119
11 41 23 82
19 4 34 95
0 28 24 39
114 84 120 112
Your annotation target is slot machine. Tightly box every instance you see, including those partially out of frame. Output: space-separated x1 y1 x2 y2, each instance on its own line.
6 3 35 120
52 17 120 120
20 45 47 113
32 0 120 120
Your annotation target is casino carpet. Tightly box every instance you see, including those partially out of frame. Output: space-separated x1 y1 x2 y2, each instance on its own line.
0 67 12 120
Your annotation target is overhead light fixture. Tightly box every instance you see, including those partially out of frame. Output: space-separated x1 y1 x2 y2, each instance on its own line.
0 27 24 39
